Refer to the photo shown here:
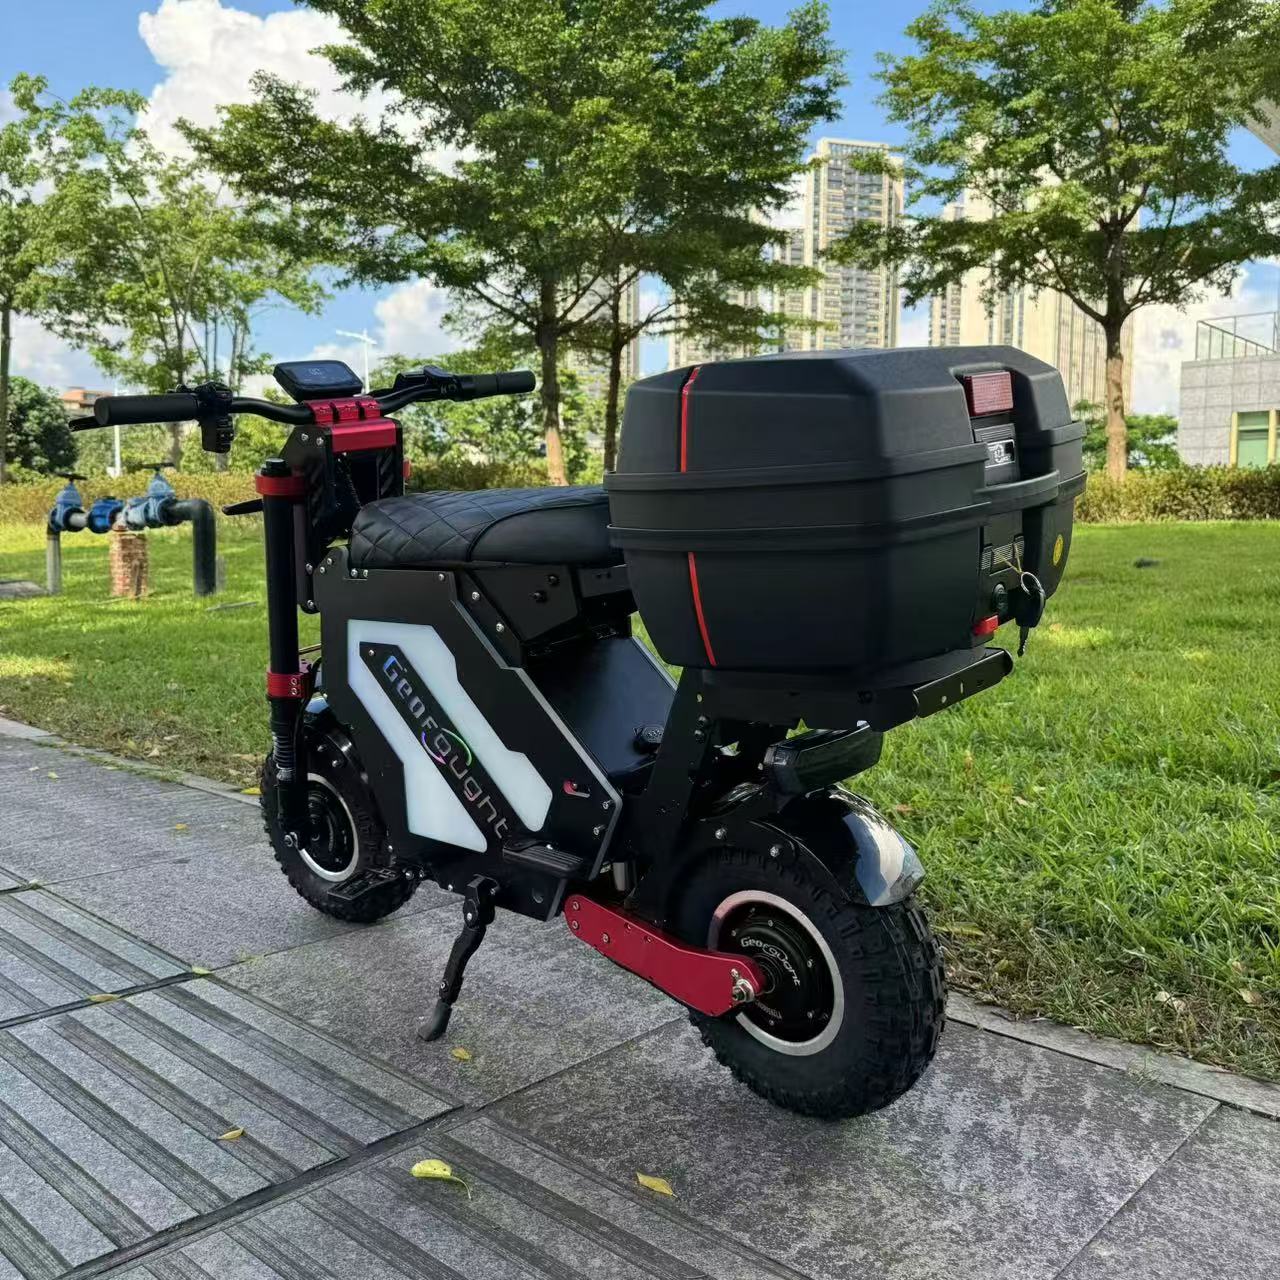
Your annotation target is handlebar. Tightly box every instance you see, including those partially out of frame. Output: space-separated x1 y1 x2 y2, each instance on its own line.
75 366 537 433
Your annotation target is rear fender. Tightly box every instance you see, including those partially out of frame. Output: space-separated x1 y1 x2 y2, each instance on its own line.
764 787 924 908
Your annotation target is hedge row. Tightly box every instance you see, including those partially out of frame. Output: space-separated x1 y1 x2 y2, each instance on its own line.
1076 465 1280 523
5 462 1280 527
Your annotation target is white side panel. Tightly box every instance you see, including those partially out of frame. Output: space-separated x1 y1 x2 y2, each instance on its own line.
349 618 553 835
348 620 487 852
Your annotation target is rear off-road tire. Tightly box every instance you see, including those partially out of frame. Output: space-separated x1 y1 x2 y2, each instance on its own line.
671 846 944 1119
261 742 416 924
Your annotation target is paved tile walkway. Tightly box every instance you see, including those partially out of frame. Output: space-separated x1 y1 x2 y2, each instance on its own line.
0 725 1277 1279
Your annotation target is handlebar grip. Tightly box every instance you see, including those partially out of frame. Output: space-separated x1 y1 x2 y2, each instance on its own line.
94 394 200 427
453 370 536 401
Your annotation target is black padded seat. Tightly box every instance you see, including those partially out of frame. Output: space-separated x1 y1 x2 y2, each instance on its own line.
349 486 615 569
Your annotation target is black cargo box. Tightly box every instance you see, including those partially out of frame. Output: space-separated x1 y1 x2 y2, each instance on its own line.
606 346 1084 675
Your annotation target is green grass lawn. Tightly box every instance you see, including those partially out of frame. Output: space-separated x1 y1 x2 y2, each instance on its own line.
1 517 1277 1078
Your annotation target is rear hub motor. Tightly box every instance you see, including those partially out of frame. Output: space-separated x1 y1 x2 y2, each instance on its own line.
709 891 844 1055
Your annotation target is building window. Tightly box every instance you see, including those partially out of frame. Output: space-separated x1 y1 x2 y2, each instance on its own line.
1231 410 1276 467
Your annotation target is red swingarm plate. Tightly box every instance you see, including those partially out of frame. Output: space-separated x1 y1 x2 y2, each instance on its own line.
564 896 766 1017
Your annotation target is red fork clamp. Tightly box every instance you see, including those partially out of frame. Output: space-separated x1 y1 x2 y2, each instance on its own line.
306 397 399 454
266 661 314 701
564 896 766 1017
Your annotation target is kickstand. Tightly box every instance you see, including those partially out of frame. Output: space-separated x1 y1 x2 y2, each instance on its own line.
417 875 498 1043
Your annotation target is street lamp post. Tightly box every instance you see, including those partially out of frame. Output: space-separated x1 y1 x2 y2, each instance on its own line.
336 328 378 390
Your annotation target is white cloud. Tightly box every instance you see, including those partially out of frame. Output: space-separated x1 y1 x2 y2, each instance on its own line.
1130 265 1279 415
138 0 382 155
373 280 460 359
8 316 106 391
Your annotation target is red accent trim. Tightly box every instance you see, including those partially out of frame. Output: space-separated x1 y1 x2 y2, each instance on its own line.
564 896 766 1017
960 371 1014 417
266 662 313 700
254 471 305 498
329 420 399 454
687 552 717 667
972 614 1000 638
679 364 701 472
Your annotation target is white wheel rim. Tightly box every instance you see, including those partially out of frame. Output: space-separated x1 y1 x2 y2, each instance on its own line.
299 774 360 883
708 889 845 1056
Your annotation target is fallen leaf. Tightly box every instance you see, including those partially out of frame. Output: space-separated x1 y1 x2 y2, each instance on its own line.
1154 991 1187 1014
147 747 162 758
1239 989 1263 1007
88 993 120 1003
191 966 212 976
241 786 261 796
636 1173 675 1197
218 1128 244 1141
1013 795 1033 808
962 752 975 771
46 771 58 780
892 803 914 816
410 1158 472 1198
174 823 189 832
1230 959 1247 976
938 923 985 938
450 1047 472 1062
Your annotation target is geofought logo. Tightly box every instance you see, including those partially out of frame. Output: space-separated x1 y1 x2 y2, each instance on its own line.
371 647 512 844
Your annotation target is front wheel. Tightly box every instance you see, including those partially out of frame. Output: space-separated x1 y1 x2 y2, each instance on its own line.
261 736 416 924
671 846 944 1119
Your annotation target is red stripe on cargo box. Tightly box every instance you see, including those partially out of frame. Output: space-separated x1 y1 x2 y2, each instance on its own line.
687 551 718 667
679 364 701 472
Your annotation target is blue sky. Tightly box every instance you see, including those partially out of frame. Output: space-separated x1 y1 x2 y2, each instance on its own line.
3 0 1278 412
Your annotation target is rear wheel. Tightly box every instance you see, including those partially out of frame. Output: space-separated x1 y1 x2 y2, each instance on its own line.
671 846 944 1119
261 736 416 924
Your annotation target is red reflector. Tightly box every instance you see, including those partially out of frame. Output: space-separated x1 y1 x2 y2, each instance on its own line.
972 614 1000 638
961 372 1014 417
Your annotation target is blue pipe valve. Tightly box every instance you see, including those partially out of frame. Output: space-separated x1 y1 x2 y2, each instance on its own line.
48 473 87 533
87 497 125 535
124 464 178 531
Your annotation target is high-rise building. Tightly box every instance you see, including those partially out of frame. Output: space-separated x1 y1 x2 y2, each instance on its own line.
926 194 1133 408
567 275 642 391
795 139 903 351
666 228 806 369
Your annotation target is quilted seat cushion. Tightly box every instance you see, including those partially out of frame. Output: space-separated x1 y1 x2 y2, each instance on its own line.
348 486 616 568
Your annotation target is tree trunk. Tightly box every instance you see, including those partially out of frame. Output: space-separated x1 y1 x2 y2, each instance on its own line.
0 301 11 485
1104 324 1127 484
603 285 624 473
168 423 184 470
538 279 567 486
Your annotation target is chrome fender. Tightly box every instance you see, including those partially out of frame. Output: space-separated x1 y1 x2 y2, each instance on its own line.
765 786 924 908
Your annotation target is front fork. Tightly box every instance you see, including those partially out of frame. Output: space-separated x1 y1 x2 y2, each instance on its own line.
259 458 312 840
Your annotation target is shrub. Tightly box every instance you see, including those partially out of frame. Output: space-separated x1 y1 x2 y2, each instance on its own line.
1076 466 1280 522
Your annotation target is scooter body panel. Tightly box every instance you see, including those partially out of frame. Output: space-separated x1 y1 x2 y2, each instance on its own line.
314 546 622 920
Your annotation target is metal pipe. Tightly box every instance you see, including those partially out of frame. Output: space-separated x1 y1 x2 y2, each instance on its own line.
166 498 217 597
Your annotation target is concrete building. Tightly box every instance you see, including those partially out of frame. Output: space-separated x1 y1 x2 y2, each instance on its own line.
667 140 902 369
796 139 902 351
1177 312 1280 466
567 275 642 392
666 228 806 369
926 195 1132 407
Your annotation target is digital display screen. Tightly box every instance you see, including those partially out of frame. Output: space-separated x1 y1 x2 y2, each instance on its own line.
280 361 360 388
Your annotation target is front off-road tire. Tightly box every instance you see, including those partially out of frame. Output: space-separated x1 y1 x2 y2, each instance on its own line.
671 846 944 1119
261 738 416 924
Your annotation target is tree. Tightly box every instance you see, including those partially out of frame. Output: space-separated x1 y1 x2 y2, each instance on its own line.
0 75 142 483
1075 400 1180 470
2 377 74 475
832 0 1280 482
186 0 842 483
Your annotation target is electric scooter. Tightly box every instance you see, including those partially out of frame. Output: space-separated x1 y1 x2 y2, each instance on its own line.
75 347 1081 1119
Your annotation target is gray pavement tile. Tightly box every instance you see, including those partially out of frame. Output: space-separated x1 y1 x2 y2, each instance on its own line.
114 1116 802 1280
1059 1105 1280 1280
0 890 186 1024
223 900 676 1105
0 979 453 1278
49 831 440 969
487 1019 1218 1280
0 866 24 892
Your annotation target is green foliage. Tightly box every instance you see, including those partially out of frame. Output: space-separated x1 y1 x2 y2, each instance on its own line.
1075 400 1180 471
1077 463 1280 522
833 0 1280 475
186 0 843 481
1 378 74 475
